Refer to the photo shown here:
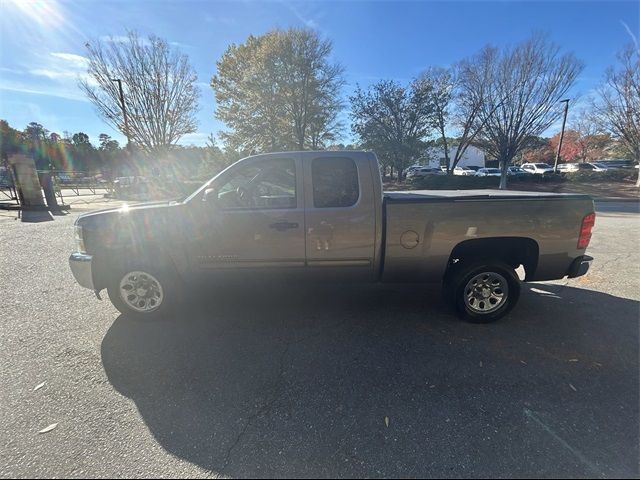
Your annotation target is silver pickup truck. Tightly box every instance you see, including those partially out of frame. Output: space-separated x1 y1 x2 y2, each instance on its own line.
69 151 595 323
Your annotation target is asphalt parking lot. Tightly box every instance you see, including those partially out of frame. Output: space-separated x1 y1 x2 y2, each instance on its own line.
1 201 638 478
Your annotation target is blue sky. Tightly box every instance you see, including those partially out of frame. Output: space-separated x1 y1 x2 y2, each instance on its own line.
0 0 638 147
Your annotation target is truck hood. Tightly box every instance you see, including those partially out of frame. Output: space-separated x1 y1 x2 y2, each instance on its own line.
75 200 183 228
75 200 190 253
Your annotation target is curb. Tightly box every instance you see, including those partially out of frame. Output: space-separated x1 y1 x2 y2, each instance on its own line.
593 197 640 203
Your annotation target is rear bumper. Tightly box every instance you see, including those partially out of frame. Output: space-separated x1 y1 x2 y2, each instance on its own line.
567 255 593 279
69 253 94 290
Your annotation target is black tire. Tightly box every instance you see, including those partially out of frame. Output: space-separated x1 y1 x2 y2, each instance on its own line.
445 260 520 323
107 262 180 320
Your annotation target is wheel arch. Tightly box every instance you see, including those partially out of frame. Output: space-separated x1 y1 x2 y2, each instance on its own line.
92 241 184 292
445 237 539 282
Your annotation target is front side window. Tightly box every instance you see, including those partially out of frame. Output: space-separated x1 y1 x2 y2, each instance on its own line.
312 157 359 208
215 157 296 209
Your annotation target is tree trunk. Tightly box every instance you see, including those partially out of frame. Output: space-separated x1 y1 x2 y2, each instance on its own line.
498 159 509 190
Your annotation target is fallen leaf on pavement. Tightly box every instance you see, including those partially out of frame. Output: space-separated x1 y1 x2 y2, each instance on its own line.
384 417 389 428
33 382 45 391
569 383 577 392
38 423 58 434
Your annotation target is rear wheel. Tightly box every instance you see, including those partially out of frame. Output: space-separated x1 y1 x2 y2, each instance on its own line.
107 263 178 319
445 260 520 323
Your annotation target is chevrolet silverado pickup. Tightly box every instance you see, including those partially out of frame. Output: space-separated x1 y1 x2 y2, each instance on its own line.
69 151 595 323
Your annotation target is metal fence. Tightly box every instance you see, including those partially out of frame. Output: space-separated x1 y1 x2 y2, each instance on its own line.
47 170 113 205
0 169 114 209
0 168 19 206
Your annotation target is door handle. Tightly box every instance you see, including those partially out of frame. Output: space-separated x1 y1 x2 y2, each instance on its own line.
269 221 299 231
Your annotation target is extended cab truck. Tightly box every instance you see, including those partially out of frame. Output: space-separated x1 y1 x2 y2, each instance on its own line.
69 151 595 323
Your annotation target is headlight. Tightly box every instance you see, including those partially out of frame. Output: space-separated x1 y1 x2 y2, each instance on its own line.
74 225 86 253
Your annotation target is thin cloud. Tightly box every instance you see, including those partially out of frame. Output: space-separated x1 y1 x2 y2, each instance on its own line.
50 52 89 66
179 132 210 146
282 1 323 31
621 20 639 51
100 35 152 47
99 35 189 49
0 66 24 75
27 52 94 85
204 15 238 26
0 82 88 102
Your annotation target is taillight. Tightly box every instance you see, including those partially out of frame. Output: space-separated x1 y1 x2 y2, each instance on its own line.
577 212 596 249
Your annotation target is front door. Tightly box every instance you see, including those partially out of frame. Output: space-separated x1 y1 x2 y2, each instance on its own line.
197 154 305 272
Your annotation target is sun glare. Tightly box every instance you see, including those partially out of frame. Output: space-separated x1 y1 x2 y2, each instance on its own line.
4 0 66 28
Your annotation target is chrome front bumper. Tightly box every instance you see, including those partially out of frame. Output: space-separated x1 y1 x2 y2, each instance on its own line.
69 253 94 290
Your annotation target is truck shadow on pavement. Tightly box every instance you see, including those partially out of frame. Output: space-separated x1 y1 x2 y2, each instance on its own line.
101 282 639 478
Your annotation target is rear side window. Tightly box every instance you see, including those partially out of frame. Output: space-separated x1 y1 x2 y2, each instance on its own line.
312 157 359 208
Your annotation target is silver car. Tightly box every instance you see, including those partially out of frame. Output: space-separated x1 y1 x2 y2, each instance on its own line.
475 168 502 177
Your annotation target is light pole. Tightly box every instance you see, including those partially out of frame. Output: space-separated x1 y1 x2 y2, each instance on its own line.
110 78 130 149
553 99 570 173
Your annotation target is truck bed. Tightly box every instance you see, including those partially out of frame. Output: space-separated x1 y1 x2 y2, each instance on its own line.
384 189 591 203
381 189 594 283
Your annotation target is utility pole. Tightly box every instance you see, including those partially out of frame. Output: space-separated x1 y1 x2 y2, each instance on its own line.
553 99 570 173
110 78 130 149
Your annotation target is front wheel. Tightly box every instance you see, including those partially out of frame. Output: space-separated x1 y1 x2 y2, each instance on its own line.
107 264 178 319
445 261 520 323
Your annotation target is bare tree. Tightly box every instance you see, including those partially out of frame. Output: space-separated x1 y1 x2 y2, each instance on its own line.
418 48 502 174
80 32 200 154
475 34 584 189
572 112 611 163
592 44 640 186
417 67 454 172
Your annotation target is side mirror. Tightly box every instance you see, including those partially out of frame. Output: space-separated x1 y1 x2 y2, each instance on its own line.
202 188 217 203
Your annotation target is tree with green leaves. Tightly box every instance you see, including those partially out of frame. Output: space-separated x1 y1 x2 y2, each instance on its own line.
98 134 120 153
211 28 345 152
350 79 435 179
0 120 22 162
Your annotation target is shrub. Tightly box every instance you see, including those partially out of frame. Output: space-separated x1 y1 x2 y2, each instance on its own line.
409 175 500 190
564 169 635 183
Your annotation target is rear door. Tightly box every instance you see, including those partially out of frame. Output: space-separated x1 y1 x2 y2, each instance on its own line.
302 153 376 280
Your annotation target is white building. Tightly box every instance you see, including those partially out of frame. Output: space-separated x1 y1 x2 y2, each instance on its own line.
419 145 487 168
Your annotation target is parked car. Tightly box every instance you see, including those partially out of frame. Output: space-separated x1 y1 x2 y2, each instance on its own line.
69 150 595 324
507 166 529 177
475 168 502 177
453 166 477 176
567 163 608 172
521 163 554 175
557 163 579 173
593 159 635 169
113 176 150 197
589 162 609 172
407 167 446 178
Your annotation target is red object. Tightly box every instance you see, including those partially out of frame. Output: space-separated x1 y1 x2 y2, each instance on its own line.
577 212 596 249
